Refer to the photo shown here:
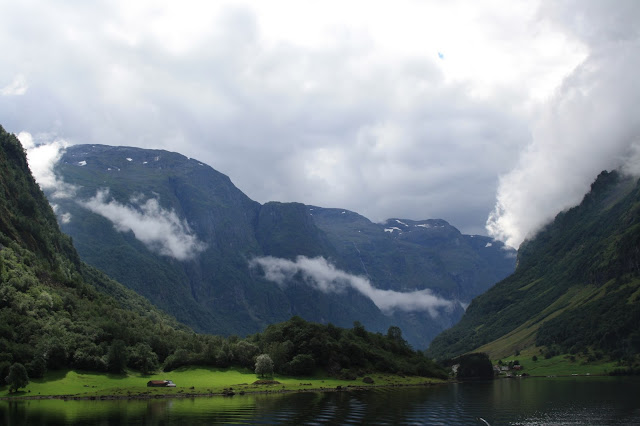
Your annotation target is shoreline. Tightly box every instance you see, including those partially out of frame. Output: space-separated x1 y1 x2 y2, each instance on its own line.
2 370 622 402
0 380 446 402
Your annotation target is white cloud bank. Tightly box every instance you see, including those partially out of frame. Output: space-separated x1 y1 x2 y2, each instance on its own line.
0 0 589 236
18 131 77 199
81 189 206 261
5 1 639 243
486 0 640 248
250 256 455 317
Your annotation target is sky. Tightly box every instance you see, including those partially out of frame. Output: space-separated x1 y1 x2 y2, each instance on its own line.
1 0 639 248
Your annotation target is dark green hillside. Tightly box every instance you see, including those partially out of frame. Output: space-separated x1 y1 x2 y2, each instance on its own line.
0 130 79 268
427 170 640 362
0 126 199 380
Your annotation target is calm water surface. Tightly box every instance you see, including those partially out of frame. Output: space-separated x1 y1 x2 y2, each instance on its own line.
2 377 640 425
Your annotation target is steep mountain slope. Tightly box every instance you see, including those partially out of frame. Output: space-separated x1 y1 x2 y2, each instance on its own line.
0 126 198 379
310 209 515 301
427 170 640 360
47 144 516 348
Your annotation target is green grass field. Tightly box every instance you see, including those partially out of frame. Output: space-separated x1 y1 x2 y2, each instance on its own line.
0 367 444 399
495 352 619 377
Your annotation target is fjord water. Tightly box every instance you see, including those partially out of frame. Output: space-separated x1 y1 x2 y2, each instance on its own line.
2 377 640 425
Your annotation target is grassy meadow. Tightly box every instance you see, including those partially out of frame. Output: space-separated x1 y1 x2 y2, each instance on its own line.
0 366 445 399
495 351 620 377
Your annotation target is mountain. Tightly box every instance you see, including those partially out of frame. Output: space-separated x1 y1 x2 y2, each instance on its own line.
426 170 640 361
46 144 516 349
0 126 448 383
0 125 201 378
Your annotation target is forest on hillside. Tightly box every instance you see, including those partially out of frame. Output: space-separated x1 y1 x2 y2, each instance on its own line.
0 126 446 385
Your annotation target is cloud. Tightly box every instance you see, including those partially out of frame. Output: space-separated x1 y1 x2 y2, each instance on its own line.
18 131 77 199
50 204 72 224
0 1 588 236
1 74 28 96
250 256 456 317
487 1 640 247
6 1 637 243
80 189 206 261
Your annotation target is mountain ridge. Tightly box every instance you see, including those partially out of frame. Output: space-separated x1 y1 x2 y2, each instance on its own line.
426 170 640 361
46 143 516 349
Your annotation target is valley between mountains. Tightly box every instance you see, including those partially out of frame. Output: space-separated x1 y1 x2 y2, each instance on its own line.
46 144 516 349
2 124 639 399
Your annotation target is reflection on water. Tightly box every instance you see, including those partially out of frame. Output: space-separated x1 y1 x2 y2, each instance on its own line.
2 377 640 425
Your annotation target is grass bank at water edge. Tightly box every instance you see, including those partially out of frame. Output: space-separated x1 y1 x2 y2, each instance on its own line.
0 366 445 399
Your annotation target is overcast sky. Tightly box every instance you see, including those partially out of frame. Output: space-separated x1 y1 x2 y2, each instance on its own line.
1 0 639 247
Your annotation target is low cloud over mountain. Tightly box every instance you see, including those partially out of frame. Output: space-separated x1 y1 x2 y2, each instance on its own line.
251 255 456 317
81 189 206 261
487 1 640 247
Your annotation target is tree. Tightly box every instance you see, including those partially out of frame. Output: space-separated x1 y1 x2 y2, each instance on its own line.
456 353 494 379
129 343 159 374
106 340 128 374
387 326 403 342
285 354 315 376
46 339 68 370
386 326 410 352
27 356 47 378
232 341 259 368
5 362 29 392
255 354 274 377
163 348 190 371
352 321 367 338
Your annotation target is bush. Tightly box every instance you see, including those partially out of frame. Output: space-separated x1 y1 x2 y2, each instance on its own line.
339 368 357 380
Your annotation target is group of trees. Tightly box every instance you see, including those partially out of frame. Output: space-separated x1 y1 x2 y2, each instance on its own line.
0 231 447 387
133 317 447 380
243 318 447 379
442 353 494 379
